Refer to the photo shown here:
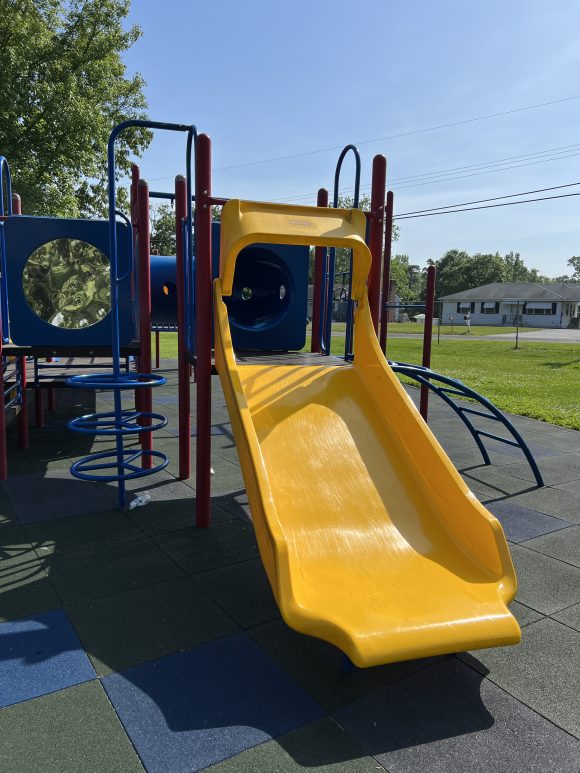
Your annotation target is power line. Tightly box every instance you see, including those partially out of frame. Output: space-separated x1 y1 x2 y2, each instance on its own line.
147 94 580 182
394 181 580 217
394 191 580 220
211 94 580 173
274 144 580 203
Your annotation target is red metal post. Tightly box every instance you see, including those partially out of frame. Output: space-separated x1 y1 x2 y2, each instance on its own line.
137 179 153 467
420 265 436 421
194 135 212 528
367 155 387 332
10 193 29 448
175 175 191 480
155 330 160 369
311 187 328 353
379 191 394 354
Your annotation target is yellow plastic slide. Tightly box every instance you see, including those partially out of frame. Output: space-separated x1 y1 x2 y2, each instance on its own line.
214 200 520 667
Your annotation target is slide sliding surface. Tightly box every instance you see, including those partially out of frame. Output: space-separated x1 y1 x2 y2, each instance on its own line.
214 285 520 667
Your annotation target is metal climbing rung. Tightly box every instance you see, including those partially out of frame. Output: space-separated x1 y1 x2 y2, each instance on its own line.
458 406 499 421
439 387 468 399
474 430 520 447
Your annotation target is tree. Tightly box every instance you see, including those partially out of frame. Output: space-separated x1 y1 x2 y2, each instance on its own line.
150 204 175 255
567 256 580 281
0 0 149 217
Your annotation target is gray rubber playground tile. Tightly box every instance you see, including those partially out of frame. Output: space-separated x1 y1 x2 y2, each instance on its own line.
25 509 143 557
485 500 572 543
193 558 280 629
0 681 144 773
333 656 580 773
460 618 580 740
552 603 580 632
484 439 563 459
68 575 239 675
208 718 380 772
249 618 442 712
555 478 580 497
522 525 580 567
497 486 580 525
509 600 544 627
510 544 580 614
152 518 259 574
40 537 184 605
460 466 535 498
505 454 580 486
520 428 580 453
2 471 114 523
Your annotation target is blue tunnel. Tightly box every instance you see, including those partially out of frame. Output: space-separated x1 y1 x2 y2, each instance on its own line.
150 223 310 351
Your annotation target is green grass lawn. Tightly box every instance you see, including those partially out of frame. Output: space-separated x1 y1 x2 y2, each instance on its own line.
153 331 580 429
322 322 539 336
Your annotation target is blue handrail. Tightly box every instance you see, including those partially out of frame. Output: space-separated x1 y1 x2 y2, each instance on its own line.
321 145 360 358
389 361 544 487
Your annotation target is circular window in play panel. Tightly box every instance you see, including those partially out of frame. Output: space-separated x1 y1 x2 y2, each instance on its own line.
22 239 110 329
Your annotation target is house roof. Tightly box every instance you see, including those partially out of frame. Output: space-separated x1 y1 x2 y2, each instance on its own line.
441 282 580 302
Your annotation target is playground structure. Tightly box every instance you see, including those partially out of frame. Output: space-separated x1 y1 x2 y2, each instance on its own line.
1 120 553 665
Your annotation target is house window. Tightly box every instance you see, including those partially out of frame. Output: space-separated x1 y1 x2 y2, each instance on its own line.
457 302 475 313
481 302 499 314
523 302 557 315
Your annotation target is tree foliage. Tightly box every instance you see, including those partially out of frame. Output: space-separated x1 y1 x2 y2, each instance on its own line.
0 0 149 216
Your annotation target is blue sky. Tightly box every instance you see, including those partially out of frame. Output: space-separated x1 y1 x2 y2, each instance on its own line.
123 0 580 276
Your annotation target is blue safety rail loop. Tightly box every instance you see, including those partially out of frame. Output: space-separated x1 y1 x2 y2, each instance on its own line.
67 120 197 507
0 156 13 343
321 145 361 359
389 361 544 487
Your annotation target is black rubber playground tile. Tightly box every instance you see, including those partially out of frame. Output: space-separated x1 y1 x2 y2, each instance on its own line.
0 553 60 622
334 656 580 772
25 509 143 557
485 500 572 543
68 575 239 675
0 524 35 565
0 681 145 773
522 525 580 568
153 519 259 575
40 537 184 605
193 558 280 629
249 618 442 713
459 618 580 740
510 544 580 615
126 496 235 537
0 486 17 528
208 717 380 772
2 471 115 523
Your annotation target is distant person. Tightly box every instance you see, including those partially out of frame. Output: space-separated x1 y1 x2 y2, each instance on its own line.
464 311 471 333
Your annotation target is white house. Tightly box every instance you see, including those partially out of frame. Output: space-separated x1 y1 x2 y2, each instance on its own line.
441 282 580 328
